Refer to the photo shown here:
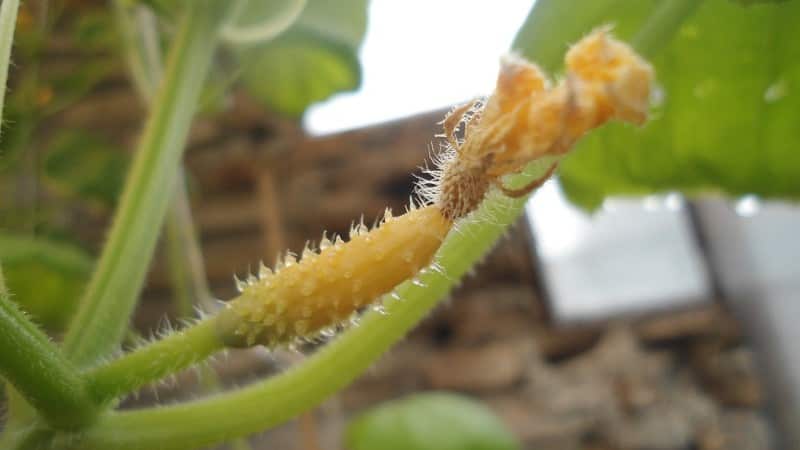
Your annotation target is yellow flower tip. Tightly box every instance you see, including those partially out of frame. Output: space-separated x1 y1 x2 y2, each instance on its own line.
566 26 655 125
216 205 452 348
485 53 550 118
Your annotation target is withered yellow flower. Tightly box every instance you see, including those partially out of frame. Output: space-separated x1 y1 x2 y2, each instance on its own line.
216 27 654 348
434 27 654 219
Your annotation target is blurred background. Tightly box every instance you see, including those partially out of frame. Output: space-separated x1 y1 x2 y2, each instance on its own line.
1 0 799 449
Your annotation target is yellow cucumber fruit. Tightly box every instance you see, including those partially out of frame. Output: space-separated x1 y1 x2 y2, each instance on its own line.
216 205 451 347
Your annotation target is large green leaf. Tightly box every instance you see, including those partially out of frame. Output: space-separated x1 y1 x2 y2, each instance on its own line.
0 234 93 331
238 0 368 117
513 0 800 210
345 393 520 450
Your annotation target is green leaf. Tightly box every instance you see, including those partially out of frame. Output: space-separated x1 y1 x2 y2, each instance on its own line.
227 1 293 33
43 130 129 209
222 0 307 45
345 393 520 450
0 234 92 331
61 1 231 369
512 0 800 210
239 0 367 117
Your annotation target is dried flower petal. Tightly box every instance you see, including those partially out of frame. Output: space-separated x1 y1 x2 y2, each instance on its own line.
433 27 654 219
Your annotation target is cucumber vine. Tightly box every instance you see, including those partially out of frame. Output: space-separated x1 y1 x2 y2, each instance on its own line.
0 2 702 449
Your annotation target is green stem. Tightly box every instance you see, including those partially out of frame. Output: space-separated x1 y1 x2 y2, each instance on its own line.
113 0 163 100
0 267 98 428
165 169 217 316
115 0 216 315
162 176 251 449
61 2 701 447
83 319 224 406
70 158 559 450
632 0 703 58
61 3 229 368
0 0 20 137
2 260 44 428
83 6 237 431
165 198 195 317
119 8 253 448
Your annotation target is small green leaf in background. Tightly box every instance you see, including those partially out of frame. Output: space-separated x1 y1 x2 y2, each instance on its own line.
513 0 800 210
238 0 368 117
222 0 306 45
44 129 129 209
0 234 92 331
345 392 520 450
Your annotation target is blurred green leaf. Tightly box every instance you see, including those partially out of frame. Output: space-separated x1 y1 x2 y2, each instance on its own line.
513 0 800 210
43 130 129 209
228 1 290 32
223 0 306 45
0 234 92 331
345 392 520 450
239 0 367 117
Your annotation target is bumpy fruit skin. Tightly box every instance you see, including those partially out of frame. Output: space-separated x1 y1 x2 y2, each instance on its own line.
217 206 451 347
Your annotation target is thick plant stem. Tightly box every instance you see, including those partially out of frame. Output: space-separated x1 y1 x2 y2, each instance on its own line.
0 267 98 428
120 9 253 448
632 0 703 58
69 158 558 450
115 0 216 315
62 3 229 368
99 7 240 436
0 0 19 136
84 319 224 406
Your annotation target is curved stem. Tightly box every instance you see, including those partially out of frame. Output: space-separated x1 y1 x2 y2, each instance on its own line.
61 2 229 368
83 319 224 406
98 11 249 450
0 267 98 428
71 158 559 450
